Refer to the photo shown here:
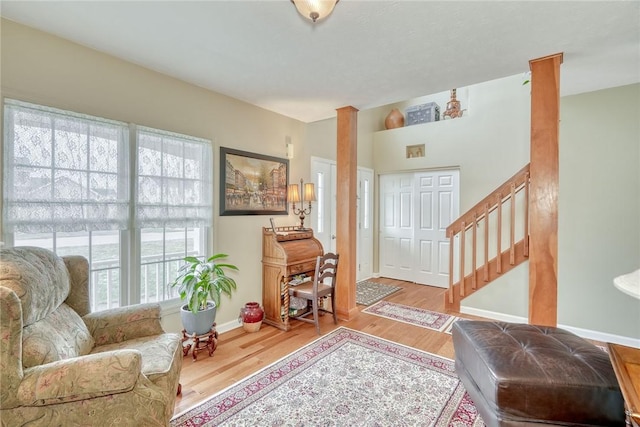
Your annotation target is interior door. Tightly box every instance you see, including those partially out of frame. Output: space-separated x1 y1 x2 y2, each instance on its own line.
379 169 459 287
378 174 415 282
414 170 459 287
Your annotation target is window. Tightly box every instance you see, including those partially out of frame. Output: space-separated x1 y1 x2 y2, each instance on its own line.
136 127 212 305
3 99 213 311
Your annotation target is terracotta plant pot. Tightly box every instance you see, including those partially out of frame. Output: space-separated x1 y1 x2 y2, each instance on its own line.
384 108 405 129
239 302 264 333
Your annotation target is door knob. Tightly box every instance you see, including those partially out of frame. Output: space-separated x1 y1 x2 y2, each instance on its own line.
331 235 336 239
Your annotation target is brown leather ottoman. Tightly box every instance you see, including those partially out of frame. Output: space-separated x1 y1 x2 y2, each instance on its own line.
452 320 625 426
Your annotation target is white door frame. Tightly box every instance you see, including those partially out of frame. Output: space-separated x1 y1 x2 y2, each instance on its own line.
378 168 459 287
310 157 373 281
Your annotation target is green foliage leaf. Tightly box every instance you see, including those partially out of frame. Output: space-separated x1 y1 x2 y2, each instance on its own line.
170 253 239 312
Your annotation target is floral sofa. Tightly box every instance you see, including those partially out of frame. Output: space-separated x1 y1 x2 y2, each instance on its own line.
0 246 183 426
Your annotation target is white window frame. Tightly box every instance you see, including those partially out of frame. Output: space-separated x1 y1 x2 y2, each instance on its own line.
2 99 213 311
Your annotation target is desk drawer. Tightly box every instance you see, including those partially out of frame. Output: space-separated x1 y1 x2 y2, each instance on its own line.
287 261 316 276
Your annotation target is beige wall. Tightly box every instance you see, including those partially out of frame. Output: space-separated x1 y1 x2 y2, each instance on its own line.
372 76 530 211
0 19 309 332
461 84 640 342
371 75 531 317
367 76 640 342
2 18 638 342
557 84 639 339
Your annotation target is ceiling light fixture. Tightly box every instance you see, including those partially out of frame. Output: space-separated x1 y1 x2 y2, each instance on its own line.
291 0 339 23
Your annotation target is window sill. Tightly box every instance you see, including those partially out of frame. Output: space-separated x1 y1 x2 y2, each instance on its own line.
160 298 183 317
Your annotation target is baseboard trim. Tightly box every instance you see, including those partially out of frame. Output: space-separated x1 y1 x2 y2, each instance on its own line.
460 306 527 324
216 319 243 334
460 306 640 347
558 324 640 348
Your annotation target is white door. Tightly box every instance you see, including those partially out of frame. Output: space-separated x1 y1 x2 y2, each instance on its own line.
414 170 459 287
379 174 415 282
310 158 373 280
379 169 459 287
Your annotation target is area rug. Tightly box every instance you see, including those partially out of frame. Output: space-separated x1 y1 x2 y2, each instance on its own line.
363 300 457 333
171 327 484 427
356 280 401 305
444 317 461 334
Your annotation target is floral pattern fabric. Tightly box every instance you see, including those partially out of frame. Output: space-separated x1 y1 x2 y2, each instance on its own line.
171 327 484 427
22 303 95 368
0 246 70 326
84 303 165 346
63 255 91 316
90 333 182 383
0 247 182 426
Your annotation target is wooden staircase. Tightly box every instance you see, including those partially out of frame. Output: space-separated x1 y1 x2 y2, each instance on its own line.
445 164 531 310
442 53 561 324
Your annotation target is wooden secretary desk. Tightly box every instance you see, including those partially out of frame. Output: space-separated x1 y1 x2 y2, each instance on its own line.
262 226 323 331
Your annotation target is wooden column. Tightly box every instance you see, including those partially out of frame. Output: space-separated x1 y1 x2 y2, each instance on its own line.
335 106 359 320
528 53 563 327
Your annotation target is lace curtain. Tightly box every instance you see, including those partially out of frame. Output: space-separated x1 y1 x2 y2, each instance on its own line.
136 127 212 229
3 101 212 233
3 99 130 233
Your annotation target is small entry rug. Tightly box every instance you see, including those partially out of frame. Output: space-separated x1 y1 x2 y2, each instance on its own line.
363 300 457 333
356 280 401 305
171 327 484 426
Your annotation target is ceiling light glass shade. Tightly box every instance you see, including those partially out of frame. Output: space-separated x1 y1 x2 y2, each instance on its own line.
291 0 339 23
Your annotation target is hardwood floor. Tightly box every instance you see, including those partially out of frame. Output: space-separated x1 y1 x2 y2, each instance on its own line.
174 278 475 414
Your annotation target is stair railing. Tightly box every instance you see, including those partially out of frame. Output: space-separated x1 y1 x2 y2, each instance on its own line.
446 163 530 305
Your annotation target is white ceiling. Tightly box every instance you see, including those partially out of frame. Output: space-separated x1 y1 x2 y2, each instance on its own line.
1 1 639 123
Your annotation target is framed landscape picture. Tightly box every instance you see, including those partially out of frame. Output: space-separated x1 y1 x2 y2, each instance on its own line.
220 147 289 216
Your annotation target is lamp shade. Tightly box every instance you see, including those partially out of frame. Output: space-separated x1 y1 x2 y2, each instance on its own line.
291 0 339 23
303 183 316 202
288 184 301 203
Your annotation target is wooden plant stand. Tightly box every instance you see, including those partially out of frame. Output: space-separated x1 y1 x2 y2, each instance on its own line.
181 324 218 361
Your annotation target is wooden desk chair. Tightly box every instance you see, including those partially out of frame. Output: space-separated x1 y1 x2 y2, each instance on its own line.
288 252 339 335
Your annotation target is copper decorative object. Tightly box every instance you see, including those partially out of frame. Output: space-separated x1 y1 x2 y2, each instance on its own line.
443 89 465 119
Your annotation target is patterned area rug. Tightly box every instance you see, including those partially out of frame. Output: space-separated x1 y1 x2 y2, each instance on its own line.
356 280 401 305
444 317 461 334
171 327 484 427
363 300 457 333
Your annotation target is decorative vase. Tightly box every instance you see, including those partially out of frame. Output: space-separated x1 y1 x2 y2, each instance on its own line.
384 108 405 129
239 302 264 333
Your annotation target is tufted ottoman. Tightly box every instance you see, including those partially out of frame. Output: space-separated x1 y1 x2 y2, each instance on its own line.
452 320 625 427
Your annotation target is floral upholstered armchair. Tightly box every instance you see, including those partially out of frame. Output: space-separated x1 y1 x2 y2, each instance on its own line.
0 247 183 426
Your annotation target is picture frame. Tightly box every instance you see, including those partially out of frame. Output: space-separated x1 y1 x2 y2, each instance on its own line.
220 147 289 216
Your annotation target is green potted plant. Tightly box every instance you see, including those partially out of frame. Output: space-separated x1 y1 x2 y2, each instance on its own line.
170 253 238 335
